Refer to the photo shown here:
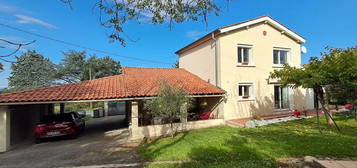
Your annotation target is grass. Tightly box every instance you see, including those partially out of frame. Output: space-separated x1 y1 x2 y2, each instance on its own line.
137 116 357 168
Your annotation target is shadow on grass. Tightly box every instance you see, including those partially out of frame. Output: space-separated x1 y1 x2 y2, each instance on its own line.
142 117 357 168
177 136 277 168
138 131 190 162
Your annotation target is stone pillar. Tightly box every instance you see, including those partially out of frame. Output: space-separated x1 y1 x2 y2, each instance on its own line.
131 101 139 128
180 103 188 123
0 106 10 152
104 101 109 117
130 101 139 138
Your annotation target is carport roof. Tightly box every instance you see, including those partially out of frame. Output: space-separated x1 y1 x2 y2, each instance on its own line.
0 67 225 104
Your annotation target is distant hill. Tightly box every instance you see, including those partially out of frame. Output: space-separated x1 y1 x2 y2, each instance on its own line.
0 87 7 93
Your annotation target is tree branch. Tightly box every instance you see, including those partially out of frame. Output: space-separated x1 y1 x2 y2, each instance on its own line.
0 39 36 68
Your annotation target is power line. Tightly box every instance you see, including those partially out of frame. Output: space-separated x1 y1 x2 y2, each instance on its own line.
0 23 172 65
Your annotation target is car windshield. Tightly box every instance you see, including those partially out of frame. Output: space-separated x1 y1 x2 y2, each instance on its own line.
43 113 73 123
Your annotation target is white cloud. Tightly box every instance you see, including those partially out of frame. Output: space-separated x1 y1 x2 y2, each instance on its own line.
0 3 33 15
14 14 57 29
185 30 206 40
0 3 15 13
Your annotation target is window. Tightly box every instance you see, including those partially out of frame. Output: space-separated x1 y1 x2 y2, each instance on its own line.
273 48 289 66
237 44 253 65
274 86 290 109
238 83 254 100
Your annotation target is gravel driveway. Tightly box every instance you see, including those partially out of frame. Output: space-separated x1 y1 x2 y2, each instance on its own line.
0 115 141 168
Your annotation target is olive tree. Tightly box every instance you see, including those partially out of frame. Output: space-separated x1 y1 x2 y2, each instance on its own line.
145 81 193 137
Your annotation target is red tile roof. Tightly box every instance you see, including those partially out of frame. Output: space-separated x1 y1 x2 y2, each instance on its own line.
0 67 225 104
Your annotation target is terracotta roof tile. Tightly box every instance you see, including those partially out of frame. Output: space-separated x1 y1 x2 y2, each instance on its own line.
0 67 225 103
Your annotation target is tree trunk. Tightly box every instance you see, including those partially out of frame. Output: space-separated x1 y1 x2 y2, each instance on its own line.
170 121 174 138
314 87 334 126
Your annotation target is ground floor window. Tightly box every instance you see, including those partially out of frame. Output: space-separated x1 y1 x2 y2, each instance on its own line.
274 85 289 109
238 83 254 100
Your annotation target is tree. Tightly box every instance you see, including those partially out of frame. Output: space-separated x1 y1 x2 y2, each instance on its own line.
56 50 86 83
60 0 223 46
270 47 357 127
8 50 56 90
81 55 122 81
55 51 122 83
173 60 179 68
145 82 193 137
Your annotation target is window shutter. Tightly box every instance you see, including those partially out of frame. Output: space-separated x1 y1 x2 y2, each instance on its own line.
238 47 242 63
250 48 254 65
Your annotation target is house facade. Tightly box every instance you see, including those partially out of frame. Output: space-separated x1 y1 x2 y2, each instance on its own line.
178 16 315 120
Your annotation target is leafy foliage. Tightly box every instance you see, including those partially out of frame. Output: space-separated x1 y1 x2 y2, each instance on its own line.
270 46 357 126
62 0 221 45
55 51 122 83
81 55 122 81
145 82 193 136
8 50 56 90
172 60 179 68
270 47 357 89
56 50 86 83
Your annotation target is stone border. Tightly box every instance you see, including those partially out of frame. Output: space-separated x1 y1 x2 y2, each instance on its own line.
59 160 192 168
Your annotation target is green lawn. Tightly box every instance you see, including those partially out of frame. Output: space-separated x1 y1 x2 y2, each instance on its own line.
137 116 357 168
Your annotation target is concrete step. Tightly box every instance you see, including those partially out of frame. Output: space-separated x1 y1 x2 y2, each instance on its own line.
225 120 244 128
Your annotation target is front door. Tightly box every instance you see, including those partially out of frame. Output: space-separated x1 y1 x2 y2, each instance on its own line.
274 86 289 109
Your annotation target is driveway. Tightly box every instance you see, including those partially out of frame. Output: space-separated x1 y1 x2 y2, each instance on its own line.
0 115 141 168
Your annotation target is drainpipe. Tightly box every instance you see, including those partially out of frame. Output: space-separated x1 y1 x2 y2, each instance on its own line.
212 32 220 87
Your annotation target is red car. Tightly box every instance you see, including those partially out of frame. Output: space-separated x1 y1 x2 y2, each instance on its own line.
34 112 85 143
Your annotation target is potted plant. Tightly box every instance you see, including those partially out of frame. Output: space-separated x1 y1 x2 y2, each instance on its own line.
242 61 249 65
242 95 249 99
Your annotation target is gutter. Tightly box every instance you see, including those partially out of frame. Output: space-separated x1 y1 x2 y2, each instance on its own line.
212 32 221 87
0 94 225 106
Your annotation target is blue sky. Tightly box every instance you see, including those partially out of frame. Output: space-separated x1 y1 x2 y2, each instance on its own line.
0 0 357 88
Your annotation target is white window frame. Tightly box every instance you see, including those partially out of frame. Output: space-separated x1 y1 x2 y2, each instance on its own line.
273 85 290 110
238 83 255 101
273 47 290 67
237 44 254 66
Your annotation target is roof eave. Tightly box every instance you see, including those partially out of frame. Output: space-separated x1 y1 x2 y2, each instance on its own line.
0 93 225 105
219 16 306 44
175 29 220 55
176 16 306 55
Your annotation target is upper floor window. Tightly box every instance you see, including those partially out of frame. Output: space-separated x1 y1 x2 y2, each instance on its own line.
238 83 254 100
237 44 253 66
273 48 290 66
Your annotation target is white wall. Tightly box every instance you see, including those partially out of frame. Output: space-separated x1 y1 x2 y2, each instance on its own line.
179 40 217 85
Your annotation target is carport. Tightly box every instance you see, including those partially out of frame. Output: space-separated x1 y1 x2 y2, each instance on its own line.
0 67 225 152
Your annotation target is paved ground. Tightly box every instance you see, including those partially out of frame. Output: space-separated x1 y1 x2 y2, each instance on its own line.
0 115 141 168
316 159 357 168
